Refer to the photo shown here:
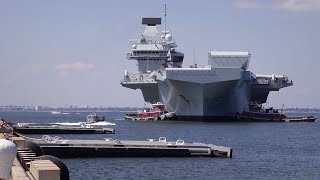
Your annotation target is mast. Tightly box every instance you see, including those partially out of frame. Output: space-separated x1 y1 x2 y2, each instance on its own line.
194 48 196 65
164 4 167 35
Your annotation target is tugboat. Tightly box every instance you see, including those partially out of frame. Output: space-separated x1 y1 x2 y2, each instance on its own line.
236 104 316 122
86 113 105 124
125 102 176 121
236 106 286 122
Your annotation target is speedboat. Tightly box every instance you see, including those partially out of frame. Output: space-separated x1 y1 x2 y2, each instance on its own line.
50 111 62 114
86 113 105 124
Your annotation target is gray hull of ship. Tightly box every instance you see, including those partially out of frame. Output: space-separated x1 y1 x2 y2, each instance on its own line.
158 79 251 120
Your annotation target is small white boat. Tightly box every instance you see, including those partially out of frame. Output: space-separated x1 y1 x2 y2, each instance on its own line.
50 111 70 115
86 113 105 124
50 111 62 114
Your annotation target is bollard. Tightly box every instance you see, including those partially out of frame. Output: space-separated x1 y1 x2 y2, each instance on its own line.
0 139 17 180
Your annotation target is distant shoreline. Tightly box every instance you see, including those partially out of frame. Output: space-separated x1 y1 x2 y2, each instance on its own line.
0 107 141 113
283 111 320 114
1 107 320 114
0 110 140 113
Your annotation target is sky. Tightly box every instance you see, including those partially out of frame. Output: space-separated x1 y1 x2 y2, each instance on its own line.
0 0 319 108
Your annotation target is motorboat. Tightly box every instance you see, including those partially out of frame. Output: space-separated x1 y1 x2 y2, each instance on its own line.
86 113 105 124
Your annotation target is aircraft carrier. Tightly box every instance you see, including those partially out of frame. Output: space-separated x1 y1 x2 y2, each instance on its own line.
121 17 293 121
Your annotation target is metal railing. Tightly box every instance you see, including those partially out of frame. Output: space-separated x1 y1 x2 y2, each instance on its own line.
121 73 156 83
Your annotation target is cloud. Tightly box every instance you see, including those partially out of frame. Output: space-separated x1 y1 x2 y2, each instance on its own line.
233 0 320 12
274 0 320 12
233 0 264 9
56 62 94 76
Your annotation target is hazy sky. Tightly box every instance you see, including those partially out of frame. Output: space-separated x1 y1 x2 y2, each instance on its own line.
0 0 319 108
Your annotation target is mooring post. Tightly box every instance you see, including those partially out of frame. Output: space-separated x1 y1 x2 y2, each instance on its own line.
0 139 17 180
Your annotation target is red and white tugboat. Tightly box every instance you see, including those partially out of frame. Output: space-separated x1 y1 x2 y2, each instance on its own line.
125 102 176 121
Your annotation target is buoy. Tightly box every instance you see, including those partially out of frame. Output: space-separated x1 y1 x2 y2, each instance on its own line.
0 139 17 180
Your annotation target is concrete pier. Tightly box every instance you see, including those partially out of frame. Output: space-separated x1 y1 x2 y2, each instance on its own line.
30 137 232 158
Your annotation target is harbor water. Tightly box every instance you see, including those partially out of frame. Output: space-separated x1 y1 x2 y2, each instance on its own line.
1 112 319 179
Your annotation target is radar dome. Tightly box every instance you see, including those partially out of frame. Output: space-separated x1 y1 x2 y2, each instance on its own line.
132 44 137 49
165 34 172 41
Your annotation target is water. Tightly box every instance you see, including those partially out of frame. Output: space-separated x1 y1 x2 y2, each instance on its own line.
1 112 319 179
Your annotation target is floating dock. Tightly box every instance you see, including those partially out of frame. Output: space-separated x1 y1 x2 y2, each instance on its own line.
13 125 115 134
30 137 232 158
2 118 232 160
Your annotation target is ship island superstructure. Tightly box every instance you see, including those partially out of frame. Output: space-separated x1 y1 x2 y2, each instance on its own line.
121 18 183 103
121 18 293 121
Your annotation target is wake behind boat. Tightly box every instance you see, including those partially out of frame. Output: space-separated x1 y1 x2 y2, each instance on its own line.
49 113 116 126
52 121 116 126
